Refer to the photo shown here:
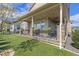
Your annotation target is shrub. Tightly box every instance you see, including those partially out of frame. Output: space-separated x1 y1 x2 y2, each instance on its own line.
72 30 79 49
16 39 39 51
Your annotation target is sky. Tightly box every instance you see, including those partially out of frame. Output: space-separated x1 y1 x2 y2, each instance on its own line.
70 3 79 27
0 3 79 27
0 3 32 22
14 3 32 17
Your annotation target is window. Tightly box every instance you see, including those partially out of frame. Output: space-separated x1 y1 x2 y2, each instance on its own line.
33 20 47 30
40 22 45 30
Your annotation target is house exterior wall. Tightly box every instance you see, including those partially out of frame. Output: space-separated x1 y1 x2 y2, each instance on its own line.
10 23 20 33
10 24 15 33
59 4 71 47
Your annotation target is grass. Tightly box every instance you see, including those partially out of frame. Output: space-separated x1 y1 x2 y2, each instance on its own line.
0 34 75 56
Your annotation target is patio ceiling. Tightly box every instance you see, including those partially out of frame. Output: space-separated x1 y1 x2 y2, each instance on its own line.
19 3 67 23
23 4 60 22
33 4 60 22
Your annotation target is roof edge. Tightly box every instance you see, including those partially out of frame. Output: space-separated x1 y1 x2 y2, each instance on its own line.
29 3 36 11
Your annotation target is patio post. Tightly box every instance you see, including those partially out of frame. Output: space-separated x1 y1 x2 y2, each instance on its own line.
59 3 63 49
30 16 34 36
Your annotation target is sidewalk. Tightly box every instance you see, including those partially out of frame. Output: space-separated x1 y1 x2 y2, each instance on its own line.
65 36 79 55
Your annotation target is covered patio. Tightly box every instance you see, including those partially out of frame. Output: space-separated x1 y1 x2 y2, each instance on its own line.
16 3 69 47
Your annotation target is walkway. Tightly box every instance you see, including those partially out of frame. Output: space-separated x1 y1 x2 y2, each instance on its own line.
65 36 79 55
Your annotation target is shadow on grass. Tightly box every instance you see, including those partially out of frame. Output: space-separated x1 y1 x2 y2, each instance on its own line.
0 39 11 50
16 39 39 51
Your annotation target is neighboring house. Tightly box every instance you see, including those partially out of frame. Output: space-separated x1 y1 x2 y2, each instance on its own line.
10 24 15 33
13 3 71 47
10 22 20 33
9 21 28 34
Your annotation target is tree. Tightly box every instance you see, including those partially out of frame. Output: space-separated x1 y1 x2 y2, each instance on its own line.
0 4 15 34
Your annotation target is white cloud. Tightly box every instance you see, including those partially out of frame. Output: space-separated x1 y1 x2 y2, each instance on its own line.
13 3 33 18
14 11 28 18
70 13 79 21
70 13 79 27
71 23 79 27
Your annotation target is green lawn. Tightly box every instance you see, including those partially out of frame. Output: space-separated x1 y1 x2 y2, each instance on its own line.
0 34 75 56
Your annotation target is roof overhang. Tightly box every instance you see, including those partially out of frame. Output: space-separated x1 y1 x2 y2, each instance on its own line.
18 4 59 20
14 3 67 23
